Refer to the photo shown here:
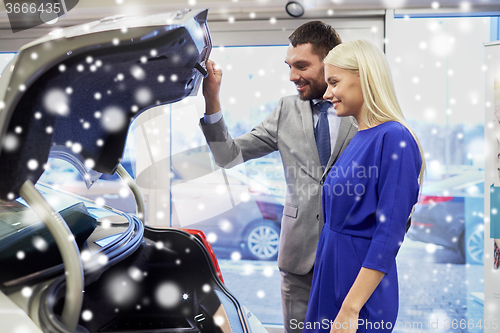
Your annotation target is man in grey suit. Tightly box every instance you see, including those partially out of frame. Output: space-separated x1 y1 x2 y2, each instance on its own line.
200 21 356 333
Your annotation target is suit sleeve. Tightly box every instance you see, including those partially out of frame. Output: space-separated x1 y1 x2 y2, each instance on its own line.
200 98 281 168
362 126 422 274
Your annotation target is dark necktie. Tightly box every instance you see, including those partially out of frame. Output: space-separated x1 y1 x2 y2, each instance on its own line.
314 102 331 169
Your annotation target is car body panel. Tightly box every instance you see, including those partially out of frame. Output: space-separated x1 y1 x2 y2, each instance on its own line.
407 169 485 264
0 290 43 333
0 9 210 199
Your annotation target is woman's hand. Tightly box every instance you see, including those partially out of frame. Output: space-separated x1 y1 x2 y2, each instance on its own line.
328 267 384 333
330 307 359 333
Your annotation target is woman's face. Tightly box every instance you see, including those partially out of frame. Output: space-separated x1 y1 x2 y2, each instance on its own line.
323 64 364 120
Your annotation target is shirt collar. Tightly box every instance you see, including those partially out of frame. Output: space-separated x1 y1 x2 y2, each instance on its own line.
312 98 327 106
311 99 336 114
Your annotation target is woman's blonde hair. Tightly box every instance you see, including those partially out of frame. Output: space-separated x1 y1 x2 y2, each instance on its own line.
324 39 426 187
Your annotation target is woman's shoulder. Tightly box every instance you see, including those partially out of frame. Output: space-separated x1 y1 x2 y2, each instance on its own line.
374 120 406 131
362 121 417 150
381 123 420 156
372 121 413 139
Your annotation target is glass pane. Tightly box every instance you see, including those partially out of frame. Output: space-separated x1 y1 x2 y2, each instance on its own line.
168 45 291 325
0 53 15 73
388 17 488 331
38 158 137 214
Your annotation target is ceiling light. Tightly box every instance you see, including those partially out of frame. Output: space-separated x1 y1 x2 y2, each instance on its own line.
286 1 305 17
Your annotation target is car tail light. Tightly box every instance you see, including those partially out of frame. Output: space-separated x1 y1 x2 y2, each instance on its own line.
419 195 454 205
179 228 224 284
256 200 278 220
248 181 269 195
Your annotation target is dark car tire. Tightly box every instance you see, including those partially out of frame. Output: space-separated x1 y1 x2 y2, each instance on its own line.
458 231 466 260
242 220 280 261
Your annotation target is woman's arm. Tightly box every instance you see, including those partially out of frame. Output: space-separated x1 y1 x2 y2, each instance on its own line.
329 126 421 333
330 268 385 333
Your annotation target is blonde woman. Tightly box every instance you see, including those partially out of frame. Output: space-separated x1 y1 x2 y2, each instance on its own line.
303 40 425 333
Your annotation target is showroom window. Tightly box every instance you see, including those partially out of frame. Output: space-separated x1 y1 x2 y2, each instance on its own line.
0 53 15 73
386 14 491 331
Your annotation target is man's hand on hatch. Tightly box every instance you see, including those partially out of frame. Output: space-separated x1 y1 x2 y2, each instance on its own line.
202 59 223 115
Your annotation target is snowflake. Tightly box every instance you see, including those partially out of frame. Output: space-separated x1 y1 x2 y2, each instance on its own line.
156 282 182 309
207 233 217 243
101 106 126 133
130 65 145 80
81 250 91 262
44 89 69 116
33 236 48 252
231 251 241 261
17 251 25 260
128 267 143 282
72 143 82 153
81 310 93 321
98 254 108 265
21 287 32 298
135 87 152 105
27 159 38 170
3 134 18 151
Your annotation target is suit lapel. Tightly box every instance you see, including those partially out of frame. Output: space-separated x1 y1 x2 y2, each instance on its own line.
322 117 356 178
301 100 322 167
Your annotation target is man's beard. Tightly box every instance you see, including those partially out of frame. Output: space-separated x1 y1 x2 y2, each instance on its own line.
298 80 327 101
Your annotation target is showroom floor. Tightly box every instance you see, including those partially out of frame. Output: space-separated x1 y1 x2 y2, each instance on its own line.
218 239 484 333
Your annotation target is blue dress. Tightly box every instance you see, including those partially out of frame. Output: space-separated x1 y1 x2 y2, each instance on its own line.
303 121 422 333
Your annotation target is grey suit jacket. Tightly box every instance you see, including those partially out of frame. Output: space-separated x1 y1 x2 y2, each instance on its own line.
200 95 357 274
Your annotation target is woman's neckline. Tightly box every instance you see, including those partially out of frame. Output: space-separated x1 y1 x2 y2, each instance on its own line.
357 121 396 132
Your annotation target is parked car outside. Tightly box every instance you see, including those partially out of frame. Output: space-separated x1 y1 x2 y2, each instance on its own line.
238 159 287 201
39 155 285 261
39 158 138 213
407 169 484 264
171 161 284 261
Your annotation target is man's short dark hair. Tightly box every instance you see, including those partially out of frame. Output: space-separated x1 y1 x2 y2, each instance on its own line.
288 21 342 60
